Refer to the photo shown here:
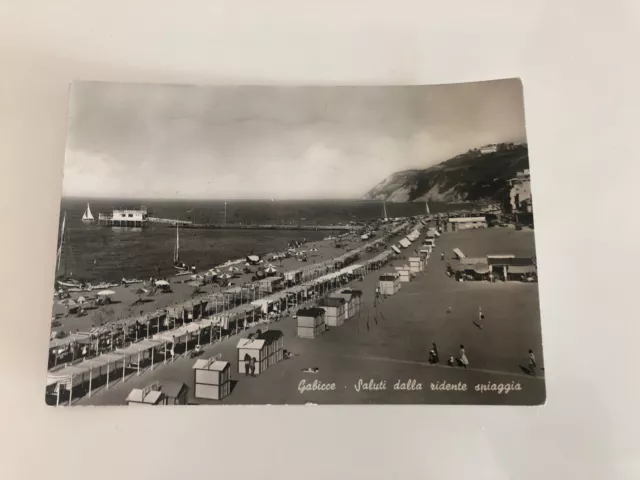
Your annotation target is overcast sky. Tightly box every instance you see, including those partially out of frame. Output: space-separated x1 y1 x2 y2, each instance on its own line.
62 79 527 199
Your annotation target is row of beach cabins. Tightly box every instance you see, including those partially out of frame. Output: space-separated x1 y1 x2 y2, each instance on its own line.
46 220 416 406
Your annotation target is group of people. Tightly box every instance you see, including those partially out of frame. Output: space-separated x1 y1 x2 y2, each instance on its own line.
243 353 257 376
428 342 469 368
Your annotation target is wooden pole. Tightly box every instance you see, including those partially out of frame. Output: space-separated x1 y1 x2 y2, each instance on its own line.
69 375 73 406
56 382 60 406
88 369 93 397
106 360 110 389
122 356 126 382
137 352 140 376
151 347 155 370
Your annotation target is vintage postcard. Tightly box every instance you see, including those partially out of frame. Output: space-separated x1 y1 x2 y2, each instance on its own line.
46 79 544 406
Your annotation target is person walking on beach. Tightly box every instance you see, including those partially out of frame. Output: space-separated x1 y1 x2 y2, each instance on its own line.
447 354 455 367
432 342 440 364
528 349 537 376
249 357 256 377
474 307 484 329
459 345 469 369
441 252 445 261
244 353 251 376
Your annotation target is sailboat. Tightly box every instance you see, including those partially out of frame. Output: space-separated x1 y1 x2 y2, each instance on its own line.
173 224 188 271
383 201 388 221
82 202 94 222
425 201 431 216
56 212 82 288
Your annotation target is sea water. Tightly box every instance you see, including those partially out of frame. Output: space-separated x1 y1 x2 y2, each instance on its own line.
55 198 459 282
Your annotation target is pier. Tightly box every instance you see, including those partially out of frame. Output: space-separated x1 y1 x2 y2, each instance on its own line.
148 217 193 226
176 223 357 231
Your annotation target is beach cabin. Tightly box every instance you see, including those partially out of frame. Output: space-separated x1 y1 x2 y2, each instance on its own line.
394 267 412 283
408 256 424 273
126 382 164 406
261 329 285 367
399 238 412 249
237 330 284 375
379 274 401 295
296 307 326 339
259 276 283 294
160 381 189 405
330 289 362 320
423 238 436 248
193 358 231 401
318 297 346 327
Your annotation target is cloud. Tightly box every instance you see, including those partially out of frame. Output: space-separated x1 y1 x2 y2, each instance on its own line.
62 81 527 199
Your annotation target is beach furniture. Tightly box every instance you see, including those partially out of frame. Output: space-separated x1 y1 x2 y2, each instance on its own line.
193 358 231 401
296 307 326 339
318 297 346 327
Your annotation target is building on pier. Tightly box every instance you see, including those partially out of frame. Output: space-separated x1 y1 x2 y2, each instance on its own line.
98 206 149 227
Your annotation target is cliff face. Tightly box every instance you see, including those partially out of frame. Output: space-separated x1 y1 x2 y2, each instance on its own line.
363 144 529 203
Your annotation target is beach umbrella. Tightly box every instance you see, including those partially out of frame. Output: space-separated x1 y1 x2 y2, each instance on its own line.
265 265 277 274
76 296 88 305
154 280 170 287
97 290 116 296
247 255 260 263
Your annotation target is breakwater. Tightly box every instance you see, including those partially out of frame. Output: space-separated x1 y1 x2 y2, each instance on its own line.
177 223 357 231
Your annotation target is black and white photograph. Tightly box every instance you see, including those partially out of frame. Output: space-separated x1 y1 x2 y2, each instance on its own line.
45 78 544 406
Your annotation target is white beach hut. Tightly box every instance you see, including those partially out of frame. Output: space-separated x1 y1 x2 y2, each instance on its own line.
379 273 401 295
296 307 326 339
193 358 231 401
330 289 362 320
318 296 346 327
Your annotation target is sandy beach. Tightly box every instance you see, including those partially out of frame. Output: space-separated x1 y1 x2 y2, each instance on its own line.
75 226 545 406
50 233 362 335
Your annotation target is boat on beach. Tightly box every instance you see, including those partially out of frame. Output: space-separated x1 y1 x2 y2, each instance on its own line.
121 278 143 285
173 224 189 271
